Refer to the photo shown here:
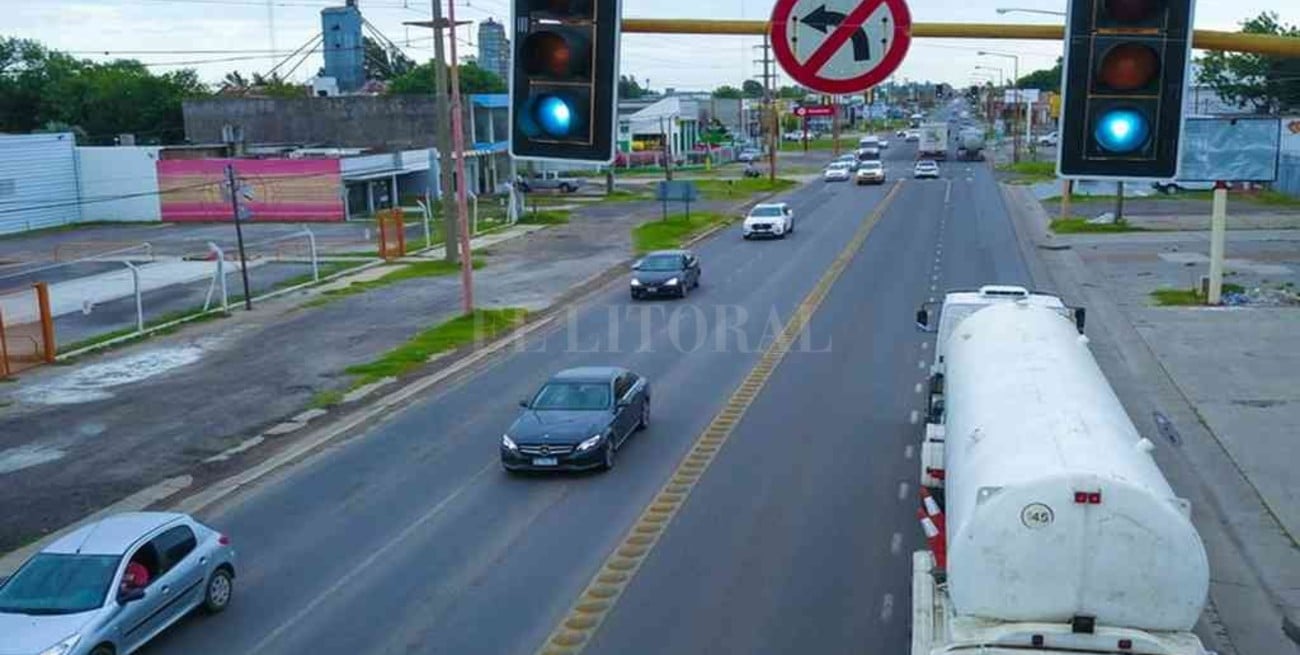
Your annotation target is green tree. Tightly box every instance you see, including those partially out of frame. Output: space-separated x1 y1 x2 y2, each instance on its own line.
777 85 807 99
1016 59 1063 92
712 85 742 99
0 38 82 134
619 75 648 99
741 79 764 98
388 60 505 95
1199 11 1300 114
362 36 414 81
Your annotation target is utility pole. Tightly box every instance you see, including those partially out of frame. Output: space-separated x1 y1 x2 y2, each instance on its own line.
660 115 674 181
430 2 459 264
755 36 777 183
445 0 474 313
224 164 253 311
831 94 841 156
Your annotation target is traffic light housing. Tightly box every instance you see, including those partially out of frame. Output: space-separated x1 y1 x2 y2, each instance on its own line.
509 0 622 163
1057 0 1195 179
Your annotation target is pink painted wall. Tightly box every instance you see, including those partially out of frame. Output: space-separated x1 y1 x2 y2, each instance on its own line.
157 159 345 222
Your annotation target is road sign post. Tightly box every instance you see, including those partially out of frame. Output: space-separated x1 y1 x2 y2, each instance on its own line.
770 0 912 94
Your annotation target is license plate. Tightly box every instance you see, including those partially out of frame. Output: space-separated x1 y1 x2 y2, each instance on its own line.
645 287 657 293
532 457 558 466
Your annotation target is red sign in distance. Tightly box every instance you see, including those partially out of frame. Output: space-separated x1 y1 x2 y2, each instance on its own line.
794 105 836 117
770 0 912 95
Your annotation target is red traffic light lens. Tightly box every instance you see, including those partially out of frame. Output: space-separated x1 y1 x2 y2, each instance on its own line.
1098 43 1158 91
523 32 573 77
1104 0 1160 22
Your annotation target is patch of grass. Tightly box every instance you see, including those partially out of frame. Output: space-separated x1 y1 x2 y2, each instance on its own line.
345 308 528 385
316 259 485 302
633 211 731 254
1151 284 1245 306
1050 218 1148 234
605 188 655 202
693 177 797 201
310 388 345 409
1251 189 1300 207
518 209 572 225
999 161 1056 176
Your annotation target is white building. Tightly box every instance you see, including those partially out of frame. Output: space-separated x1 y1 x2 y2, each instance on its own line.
0 133 82 235
617 95 703 160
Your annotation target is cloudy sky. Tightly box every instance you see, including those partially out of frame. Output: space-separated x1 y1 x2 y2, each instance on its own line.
6 0 1285 91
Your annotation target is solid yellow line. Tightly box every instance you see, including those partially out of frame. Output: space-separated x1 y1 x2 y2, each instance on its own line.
534 181 907 655
620 19 1300 57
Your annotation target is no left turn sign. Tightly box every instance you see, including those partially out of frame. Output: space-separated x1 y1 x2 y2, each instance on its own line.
770 0 912 94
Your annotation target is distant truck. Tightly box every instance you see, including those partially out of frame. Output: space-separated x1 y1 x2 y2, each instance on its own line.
918 123 949 160
954 127 985 161
516 171 582 193
911 286 1213 655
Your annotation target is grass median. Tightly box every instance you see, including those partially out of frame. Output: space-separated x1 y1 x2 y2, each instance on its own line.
307 259 484 306
344 307 529 386
518 209 572 225
692 177 797 201
1151 283 1245 306
1049 218 1148 234
633 211 731 254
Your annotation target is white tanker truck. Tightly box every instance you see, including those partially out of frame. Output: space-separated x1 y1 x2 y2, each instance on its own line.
911 286 1212 655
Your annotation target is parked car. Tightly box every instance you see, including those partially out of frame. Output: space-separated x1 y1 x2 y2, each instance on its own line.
1152 179 1217 193
823 161 854 182
1036 131 1059 147
914 160 941 179
502 367 650 472
737 149 762 163
516 172 581 193
856 161 886 185
0 512 236 655
629 249 701 299
743 202 795 239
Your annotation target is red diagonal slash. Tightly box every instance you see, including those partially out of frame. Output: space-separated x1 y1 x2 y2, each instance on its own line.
800 0 887 76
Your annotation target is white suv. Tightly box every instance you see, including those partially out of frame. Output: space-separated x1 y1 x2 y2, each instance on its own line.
743 203 794 239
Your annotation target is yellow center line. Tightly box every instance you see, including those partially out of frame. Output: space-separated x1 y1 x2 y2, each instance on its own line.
536 181 906 655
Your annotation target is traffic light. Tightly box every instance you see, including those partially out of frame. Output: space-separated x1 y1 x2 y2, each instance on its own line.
1057 0 1195 179
509 0 622 163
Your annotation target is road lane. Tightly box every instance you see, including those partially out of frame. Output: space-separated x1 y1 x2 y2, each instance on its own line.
144 158 902 655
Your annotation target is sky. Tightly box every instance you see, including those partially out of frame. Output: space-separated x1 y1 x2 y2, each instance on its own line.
5 0 1289 92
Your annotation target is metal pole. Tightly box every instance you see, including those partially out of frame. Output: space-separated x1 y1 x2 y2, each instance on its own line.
225 164 253 311
124 261 143 332
1115 181 1125 223
762 33 776 184
832 96 841 157
305 228 319 281
1061 179 1072 222
431 1 459 264
446 0 474 314
34 282 55 363
1207 181 1228 305
1012 57 1020 164
0 307 10 378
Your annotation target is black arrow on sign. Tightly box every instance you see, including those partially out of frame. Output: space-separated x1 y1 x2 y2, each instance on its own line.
801 5 871 62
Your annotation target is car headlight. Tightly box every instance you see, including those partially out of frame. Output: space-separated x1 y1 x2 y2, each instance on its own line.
502 434 518 451
576 433 605 452
630 278 642 287
665 277 679 286
38 635 81 655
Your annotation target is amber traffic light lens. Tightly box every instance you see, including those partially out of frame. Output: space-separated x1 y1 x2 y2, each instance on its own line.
1098 43 1158 91
523 32 572 77
1104 0 1160 22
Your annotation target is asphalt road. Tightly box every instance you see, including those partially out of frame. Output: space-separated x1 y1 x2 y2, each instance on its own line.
142 142 1026 655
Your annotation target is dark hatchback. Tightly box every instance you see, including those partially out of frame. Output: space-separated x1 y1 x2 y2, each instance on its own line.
501 367 651 472
630 250 701 299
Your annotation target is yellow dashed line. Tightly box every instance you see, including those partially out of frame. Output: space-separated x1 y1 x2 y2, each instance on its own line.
535 182 904 655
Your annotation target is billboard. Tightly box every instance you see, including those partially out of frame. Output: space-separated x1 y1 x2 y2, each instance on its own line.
1177 117 1281 182
157 159 345 222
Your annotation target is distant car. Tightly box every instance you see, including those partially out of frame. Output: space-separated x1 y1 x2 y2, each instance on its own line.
0 512 236 655
517 173 581 193
914 160 941 179
502 367 650 472
629 249 701 299
878 138 890 149
896 129 908 137
834 154 860 171
1037 131 1059 147
855 147 881 162
823 161 854 182
905 130 921 142
1152 179 1217 193
856 161 886 185
743 202 794 239
737 149 762 163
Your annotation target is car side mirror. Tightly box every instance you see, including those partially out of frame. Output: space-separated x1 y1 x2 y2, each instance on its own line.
518 399 530 408
1073 307 1087 334
631 262 641 271
916 308 933 332
118 587 146 605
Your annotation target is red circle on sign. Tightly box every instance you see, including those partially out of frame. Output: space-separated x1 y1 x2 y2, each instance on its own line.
794 106 807 116
769 0 912 95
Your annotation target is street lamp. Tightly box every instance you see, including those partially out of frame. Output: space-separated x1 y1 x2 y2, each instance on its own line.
979 50 1022 163
995 7 1066 17
974 65 1004 87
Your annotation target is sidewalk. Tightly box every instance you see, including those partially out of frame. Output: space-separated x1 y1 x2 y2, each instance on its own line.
1003 183 1300 655
0 194 771 556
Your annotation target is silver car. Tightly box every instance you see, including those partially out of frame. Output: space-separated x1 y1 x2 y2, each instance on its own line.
0 512 236 655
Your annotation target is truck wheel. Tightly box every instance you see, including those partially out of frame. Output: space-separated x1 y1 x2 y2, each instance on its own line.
560 184 575 193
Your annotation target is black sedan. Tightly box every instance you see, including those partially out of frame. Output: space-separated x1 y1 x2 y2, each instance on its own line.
501 367 651 472
630 249 701 299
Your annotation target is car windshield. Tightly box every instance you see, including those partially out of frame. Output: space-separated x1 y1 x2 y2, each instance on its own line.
861 163 883 170
918 161 937 168
749 206 785 218
828 163 850 170
639 255 682 271
0 553 119 615
531 382 612 411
